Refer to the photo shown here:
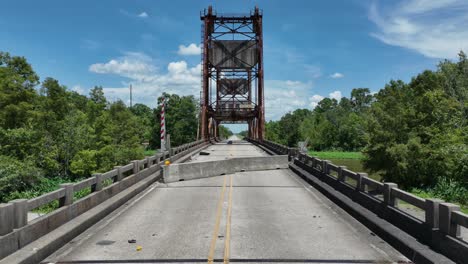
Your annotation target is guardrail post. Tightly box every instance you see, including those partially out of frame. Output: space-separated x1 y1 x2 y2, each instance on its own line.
311 157 318 168
439 203 460 237
114 166 123 182
11 199 28 228
383 183 398 207
425 198 443 229
322 160 330 174
337 166 347 182
356 173 367 192
132 160 140 174
59 183 74 207
146 157 151 168
0 203 14 235
92 173 103 192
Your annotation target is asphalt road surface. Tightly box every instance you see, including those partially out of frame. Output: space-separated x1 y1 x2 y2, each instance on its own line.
45 138 409 264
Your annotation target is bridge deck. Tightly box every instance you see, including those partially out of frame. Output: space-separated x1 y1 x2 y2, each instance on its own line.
46 138 408 263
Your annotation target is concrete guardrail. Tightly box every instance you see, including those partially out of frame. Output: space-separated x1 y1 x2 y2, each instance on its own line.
247 137 468 264
162 155 289 183
0 139 210 261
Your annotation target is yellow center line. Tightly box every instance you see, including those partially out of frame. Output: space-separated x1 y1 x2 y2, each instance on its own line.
207 175 227 263
224 175 233 263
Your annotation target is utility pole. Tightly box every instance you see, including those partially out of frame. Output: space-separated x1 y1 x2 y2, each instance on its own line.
129 84 133 108
160 96 166 151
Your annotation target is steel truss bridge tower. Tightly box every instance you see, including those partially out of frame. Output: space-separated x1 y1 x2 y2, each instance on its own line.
200 6 265 140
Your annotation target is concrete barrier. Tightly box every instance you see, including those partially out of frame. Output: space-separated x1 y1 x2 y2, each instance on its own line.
250 138 466 263
162 155 289 183
0 139 209 263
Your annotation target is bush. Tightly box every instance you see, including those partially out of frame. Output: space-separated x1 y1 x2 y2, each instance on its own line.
70 150 98 179
0 155 44 202
432 178 468 205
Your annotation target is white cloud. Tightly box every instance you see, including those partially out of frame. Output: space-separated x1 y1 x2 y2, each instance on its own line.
329 90 342 100
138 12 148 18
89 51 330 120
330 72 344 79
177 43 201 56
309 94 324 108
307 91 342 109
89 52 200 107
89 52 156 82
71 85 85 95
264 80 314 120
369 0 468 59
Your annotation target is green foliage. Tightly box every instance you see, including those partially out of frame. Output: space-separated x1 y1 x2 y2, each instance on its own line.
412 178 468 213
0 52 39 129
0 52 198 203
266 52 467 209
432 178 468 205
70 150 98 178
0 155 44 202
364 55 467 189
266 109 312 146
267 89 369 151
308 151 364 160
237 130 248 139
150 93 198 148
218 125 233 139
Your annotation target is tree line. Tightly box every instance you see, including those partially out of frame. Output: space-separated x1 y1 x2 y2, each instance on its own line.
264 52 467 201
0 52 200 202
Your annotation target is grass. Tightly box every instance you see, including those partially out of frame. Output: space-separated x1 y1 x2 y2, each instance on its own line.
411 188 468 214
308 150 468 214
144 149 157 156
308 151 364 160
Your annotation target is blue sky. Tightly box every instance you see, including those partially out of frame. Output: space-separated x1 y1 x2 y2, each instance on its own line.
1 0 467 131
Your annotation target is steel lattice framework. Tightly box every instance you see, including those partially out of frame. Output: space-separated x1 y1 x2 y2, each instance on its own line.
200 6 265 140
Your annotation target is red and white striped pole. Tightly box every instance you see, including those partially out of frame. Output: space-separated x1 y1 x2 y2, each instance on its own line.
160 97 166 151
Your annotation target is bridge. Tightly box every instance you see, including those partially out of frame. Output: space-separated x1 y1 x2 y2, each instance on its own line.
1 6 468 264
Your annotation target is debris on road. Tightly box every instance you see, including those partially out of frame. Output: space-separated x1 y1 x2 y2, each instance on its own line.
128 239 136 243
200 151 210 155
136 245 143 251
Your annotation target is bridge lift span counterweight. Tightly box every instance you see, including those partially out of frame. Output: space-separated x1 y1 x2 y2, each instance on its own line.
200 6 265 140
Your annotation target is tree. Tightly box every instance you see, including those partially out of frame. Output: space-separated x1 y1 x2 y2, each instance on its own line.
364 69 466 188
266 109 312 146
130 103 153 142
238 130 248 139
218 125 233 139
150 93 198 148
0 155 44 202
350 88 373 112
0 52 39 128
70 150 98 178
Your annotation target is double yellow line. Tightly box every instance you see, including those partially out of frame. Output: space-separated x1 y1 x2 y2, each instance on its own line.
207 175 233 264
